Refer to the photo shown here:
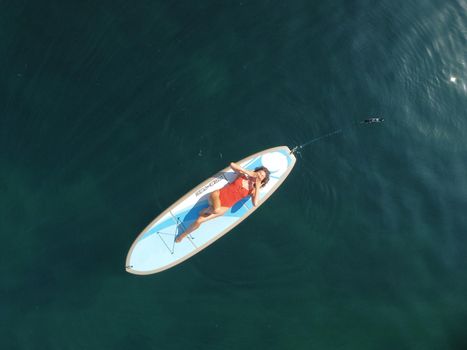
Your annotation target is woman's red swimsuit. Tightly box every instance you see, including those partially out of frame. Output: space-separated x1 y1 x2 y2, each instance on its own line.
219 176 253 208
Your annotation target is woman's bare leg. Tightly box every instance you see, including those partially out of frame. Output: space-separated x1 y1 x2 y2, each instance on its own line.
199 206 211 216
175 209 228 242
210 190 222 214
198 191 217 217
176 191 228 242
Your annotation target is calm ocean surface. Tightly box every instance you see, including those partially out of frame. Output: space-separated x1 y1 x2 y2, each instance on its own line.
1 0 466 349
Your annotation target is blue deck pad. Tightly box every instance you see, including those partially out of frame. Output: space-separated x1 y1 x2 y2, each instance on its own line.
172 197 250 235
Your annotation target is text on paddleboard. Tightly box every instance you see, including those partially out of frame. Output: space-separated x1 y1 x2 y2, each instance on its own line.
195 176 224 197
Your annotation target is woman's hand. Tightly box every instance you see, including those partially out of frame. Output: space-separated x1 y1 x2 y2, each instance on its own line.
255 177 262 188
230 162 256 178
252 177 261 207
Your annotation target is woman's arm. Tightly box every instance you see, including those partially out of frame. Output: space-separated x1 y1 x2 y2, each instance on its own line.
230 162 257 178
251 177 262 206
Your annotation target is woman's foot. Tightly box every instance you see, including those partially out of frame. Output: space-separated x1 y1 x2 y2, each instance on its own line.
175 220 201 243
175 233 186 243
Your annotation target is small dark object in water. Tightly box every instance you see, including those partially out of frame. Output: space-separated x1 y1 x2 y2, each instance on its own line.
364 117 384 123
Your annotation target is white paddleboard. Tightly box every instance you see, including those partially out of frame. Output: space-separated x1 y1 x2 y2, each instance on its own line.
125 146 296 275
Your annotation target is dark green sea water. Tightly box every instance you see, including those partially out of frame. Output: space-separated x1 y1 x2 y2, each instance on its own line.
2 1 467 349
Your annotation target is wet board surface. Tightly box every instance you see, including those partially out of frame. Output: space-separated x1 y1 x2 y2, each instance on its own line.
126 146 296 274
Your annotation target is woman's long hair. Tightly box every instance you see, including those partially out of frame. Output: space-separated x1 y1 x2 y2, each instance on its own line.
255 166 270 187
